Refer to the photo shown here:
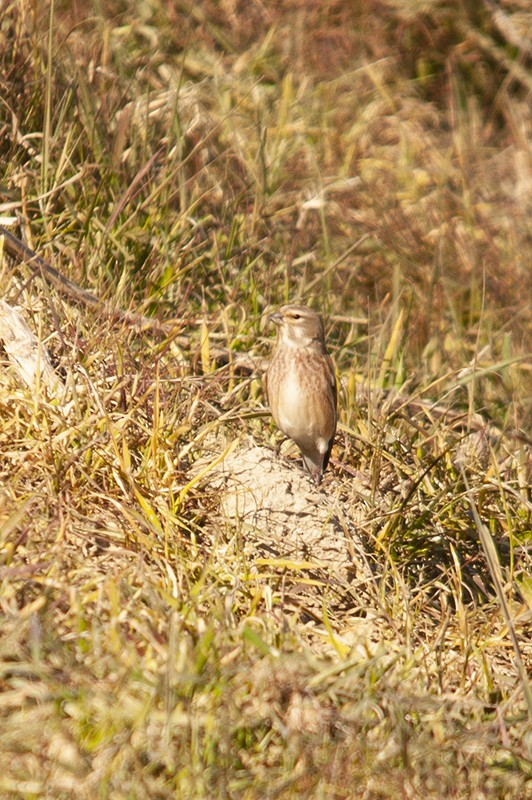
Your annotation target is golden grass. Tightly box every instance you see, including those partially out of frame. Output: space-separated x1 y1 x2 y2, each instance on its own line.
0 0 531 797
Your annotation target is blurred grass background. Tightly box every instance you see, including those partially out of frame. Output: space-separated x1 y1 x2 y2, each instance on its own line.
0 1 531 797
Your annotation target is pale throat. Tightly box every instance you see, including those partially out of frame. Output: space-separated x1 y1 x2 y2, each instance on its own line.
280 330 321 352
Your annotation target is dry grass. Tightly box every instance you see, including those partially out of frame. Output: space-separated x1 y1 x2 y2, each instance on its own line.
0 0 531 797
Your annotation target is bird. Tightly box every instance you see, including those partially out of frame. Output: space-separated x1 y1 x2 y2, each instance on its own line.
265 304 337 485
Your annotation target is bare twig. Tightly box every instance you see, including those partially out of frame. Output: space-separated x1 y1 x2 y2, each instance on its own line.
0 224 171 335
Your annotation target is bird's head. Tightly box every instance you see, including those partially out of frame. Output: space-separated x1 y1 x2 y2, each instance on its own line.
269 304 326 350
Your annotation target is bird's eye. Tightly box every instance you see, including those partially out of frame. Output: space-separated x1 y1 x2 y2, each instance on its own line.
291 314 301 320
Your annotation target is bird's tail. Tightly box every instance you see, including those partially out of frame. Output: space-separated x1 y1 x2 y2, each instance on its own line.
302 453 323 485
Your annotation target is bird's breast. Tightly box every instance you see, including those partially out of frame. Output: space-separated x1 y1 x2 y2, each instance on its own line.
275 364 333 443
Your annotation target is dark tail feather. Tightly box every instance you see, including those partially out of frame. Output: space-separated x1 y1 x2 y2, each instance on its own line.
322 437 334 472
302 437 334 484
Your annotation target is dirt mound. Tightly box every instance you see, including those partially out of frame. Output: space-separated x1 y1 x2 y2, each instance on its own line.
200 440 377 623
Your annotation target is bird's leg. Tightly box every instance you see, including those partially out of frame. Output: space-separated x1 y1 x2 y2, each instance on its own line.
313 471 323 487
273 436 284 458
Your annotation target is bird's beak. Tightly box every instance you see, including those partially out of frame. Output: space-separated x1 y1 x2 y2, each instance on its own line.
269 311 283 326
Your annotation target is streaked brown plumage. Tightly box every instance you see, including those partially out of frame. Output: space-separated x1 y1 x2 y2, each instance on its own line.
265 304 337 485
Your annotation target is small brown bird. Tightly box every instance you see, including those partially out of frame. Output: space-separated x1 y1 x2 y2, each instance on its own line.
265 304 337 485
